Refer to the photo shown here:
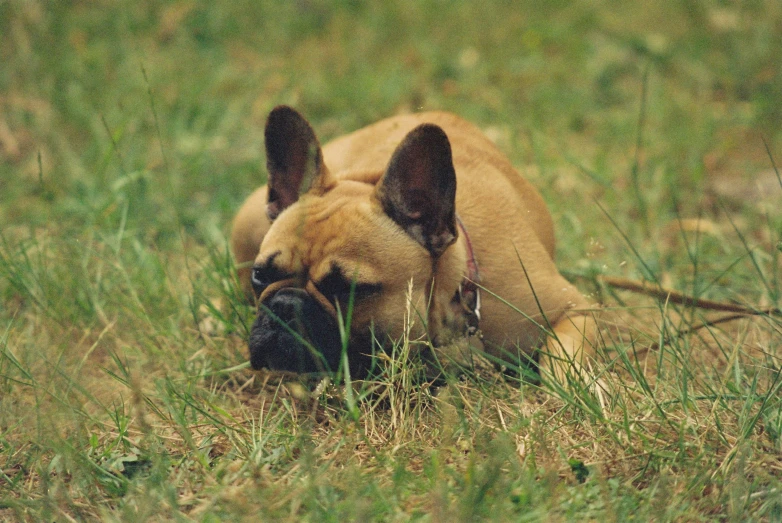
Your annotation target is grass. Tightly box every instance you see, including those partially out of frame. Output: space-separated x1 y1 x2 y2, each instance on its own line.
1 0 782 520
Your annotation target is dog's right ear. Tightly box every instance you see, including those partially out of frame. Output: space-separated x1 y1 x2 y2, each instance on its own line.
264 106 329 220
376 123 458 258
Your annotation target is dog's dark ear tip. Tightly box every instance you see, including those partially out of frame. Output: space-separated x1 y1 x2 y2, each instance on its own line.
267 104 300 120
411 122 449 140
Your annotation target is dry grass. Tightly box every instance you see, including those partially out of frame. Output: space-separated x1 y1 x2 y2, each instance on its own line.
2 0 782 520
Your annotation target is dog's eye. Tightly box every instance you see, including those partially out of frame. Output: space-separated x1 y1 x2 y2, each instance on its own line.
251 267 270 295
316 270 381 304
350 282 382 301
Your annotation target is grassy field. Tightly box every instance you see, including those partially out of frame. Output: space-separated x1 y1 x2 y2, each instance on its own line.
2 0 782 520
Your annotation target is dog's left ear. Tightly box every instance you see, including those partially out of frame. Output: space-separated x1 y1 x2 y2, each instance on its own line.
264 106 330 220
377 123 457 258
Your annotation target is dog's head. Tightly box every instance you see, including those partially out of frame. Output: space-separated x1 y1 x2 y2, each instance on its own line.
248 106 462 374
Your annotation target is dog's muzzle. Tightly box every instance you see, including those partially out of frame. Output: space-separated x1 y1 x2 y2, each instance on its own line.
248 288 346 374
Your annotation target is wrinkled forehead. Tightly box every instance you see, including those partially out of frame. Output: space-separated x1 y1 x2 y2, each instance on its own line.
256 182 387 273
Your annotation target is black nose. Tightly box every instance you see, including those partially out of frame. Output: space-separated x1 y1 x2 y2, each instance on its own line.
267 288 309 322
248 288 344 373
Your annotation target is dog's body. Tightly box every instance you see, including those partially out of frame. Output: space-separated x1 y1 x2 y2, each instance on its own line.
232 107 595 379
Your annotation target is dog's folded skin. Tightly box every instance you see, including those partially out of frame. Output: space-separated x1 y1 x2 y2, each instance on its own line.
231 106 597 381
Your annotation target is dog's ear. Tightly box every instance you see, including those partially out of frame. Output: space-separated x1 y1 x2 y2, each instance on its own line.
264 106 329 220
377 123 457 258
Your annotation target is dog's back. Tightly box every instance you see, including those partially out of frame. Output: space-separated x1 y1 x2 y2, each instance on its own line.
323 112 556 258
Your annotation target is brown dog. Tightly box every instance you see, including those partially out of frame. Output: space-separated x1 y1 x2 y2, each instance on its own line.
231 106 596 381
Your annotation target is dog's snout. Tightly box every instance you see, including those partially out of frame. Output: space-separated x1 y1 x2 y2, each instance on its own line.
249 287 348 374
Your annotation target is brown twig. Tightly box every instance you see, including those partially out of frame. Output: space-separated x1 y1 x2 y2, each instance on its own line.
596 275 781 316
587 274 780 353
642 313 761 353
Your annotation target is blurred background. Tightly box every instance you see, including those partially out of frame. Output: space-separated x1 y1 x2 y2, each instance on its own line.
1 3 781 519
2 0 780 255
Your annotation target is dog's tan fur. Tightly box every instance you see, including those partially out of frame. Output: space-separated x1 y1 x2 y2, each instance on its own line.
232 108 596 381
